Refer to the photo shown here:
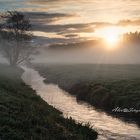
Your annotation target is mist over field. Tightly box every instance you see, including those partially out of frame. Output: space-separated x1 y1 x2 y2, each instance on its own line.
1 43 140 64
33 44 140 64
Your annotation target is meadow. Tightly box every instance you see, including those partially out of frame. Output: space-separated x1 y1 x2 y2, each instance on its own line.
35 63 140 126
0 64 98 140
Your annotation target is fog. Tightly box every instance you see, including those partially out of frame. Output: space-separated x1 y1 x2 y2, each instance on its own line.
0 41 140 65
0 55 8 64
32 44 140 64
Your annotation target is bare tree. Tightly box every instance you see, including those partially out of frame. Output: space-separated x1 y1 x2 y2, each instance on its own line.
0 11 35 66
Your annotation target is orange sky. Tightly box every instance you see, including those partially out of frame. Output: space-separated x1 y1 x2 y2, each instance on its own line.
1 0 140 40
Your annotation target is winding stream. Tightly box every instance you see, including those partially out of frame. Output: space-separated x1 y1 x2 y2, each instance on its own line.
21 67 140 140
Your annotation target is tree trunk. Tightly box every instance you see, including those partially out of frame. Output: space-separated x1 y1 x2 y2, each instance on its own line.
10 60 17 67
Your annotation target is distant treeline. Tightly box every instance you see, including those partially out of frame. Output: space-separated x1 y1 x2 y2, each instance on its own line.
122 32 140 44
48 40 98 49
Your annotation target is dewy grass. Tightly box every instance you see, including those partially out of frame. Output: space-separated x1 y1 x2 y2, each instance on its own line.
0 64 98 140
35 63 140 126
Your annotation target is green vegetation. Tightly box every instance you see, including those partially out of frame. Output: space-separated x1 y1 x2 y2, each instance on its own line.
69 80 140 125
0 64 98 140
35 64 140 126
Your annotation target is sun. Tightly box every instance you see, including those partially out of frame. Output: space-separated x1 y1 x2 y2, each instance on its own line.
104 30 119 44
95 26 122 47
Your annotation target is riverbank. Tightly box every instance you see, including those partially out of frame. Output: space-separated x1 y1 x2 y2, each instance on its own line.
35 63 140 126
0 64 98 140
67 81 140 126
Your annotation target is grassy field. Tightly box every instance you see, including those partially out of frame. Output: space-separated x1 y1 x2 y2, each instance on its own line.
0 64 98 140
35 63 140 126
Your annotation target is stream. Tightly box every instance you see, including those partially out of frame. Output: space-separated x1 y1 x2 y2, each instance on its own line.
21 67 140 140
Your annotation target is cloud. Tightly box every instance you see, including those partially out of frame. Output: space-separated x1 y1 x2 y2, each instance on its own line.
118 19 140 26
92 22 113 28
31 18 140 39
91 19 140 28
22 11 140 41
64 34 79 38
33 23 94 34
24 12 74 24
91 18 140 28
47 40 98 49
28 0 64 4
23 12 91 37
33 36 84 47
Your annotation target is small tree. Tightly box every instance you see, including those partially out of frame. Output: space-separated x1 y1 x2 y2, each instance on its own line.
0 11 35 66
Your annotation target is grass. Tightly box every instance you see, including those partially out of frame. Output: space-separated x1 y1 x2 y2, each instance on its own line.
0 64 98 140
35 63 140 126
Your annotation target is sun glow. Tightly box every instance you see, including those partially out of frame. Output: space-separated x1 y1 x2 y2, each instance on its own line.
101 27 120 44
104 31 119 44
95 26 123 48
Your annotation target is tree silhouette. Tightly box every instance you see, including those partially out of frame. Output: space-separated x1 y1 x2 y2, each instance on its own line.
123 31 140 44
0 11 35 66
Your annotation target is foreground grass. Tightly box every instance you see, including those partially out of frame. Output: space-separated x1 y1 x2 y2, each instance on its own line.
0 64 98 140
35 64 140 126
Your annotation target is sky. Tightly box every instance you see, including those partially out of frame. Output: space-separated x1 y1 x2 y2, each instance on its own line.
1 0 140 37
0 0 140 64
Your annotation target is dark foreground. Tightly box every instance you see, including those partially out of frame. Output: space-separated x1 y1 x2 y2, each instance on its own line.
0 64 98 140
35 63 140 126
